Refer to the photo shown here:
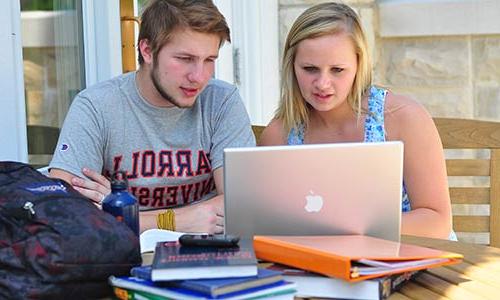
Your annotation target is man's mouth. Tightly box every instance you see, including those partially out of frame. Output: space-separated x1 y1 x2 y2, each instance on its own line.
180 87 199 97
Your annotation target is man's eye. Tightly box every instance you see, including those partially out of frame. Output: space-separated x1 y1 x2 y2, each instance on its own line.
177 57 192 62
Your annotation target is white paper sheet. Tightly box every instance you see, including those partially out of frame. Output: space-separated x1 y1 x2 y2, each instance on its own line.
139 229 184 253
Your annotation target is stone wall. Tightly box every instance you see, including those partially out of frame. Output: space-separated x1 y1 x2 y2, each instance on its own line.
278 0 500 121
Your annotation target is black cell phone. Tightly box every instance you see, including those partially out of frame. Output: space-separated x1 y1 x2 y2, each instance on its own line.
178 234 240 247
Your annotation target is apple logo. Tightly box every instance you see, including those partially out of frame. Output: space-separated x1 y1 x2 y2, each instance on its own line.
304 190 323 212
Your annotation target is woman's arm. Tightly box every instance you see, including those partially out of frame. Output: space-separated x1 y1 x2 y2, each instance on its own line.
385 92 452 239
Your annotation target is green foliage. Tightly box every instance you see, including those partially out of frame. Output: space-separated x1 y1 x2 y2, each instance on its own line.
21 0 77 11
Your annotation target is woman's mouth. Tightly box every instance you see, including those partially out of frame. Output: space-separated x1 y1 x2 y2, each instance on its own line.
313 93 332 102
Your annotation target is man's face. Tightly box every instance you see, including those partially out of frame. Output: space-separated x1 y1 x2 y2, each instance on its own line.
150 28 220 108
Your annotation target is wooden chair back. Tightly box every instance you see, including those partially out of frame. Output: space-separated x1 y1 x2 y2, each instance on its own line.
434 118 500 247
252 119 500 247
252 125 265 145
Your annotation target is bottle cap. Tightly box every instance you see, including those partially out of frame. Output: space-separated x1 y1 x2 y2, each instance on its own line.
110 171 128 190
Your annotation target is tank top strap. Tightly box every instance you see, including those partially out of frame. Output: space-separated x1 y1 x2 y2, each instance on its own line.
364 86 387 142
287 123 305 145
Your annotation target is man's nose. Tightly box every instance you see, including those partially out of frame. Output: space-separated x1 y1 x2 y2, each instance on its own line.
187 62 205 83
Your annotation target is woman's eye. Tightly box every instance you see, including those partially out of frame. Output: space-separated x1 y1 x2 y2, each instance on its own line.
332 67 344 73
303 66 317 72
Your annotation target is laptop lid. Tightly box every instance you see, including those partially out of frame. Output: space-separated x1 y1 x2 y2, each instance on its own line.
223 141 403 242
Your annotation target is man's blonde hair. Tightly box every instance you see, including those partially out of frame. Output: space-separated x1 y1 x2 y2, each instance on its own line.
137 0 230 65
275 2 372 133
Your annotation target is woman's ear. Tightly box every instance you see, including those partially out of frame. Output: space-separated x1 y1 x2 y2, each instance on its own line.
139 39 153 64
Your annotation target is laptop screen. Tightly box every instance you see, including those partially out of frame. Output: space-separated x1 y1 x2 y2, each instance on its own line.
223 141 403 241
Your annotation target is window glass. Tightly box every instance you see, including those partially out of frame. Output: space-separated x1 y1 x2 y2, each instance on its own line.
21 0 85 168
137 0 147 9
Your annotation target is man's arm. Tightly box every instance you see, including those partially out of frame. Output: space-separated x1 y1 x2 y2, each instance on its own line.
52 165 225 234
140 167 225 233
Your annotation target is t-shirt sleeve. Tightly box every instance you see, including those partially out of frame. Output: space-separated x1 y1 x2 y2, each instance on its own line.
210 88 255 170
49 94 105 178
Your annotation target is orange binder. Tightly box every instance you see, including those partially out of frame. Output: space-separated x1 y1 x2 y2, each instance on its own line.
253 235 463 282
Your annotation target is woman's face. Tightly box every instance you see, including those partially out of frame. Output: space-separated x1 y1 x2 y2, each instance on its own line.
293 32 358 112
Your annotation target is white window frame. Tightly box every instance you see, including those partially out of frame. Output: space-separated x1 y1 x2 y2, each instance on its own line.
0 0 122 162
82 0 122 86
0 1 27 162
213 0 234 84
215 0 280 126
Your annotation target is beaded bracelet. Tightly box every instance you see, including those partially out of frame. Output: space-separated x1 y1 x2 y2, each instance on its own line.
157 209 175 231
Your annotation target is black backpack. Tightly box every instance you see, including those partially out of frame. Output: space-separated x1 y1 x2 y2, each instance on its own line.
0 161 141 299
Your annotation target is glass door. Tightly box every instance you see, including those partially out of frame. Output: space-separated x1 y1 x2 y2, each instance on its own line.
21 0 86 168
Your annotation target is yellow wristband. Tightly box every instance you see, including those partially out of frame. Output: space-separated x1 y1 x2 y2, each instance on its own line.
157 209 175 231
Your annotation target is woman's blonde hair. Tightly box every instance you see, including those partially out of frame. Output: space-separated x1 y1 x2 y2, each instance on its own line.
275 2 372 133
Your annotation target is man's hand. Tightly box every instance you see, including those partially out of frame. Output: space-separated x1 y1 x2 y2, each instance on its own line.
50 168 111 205
174 196 224 234
71 168 111 204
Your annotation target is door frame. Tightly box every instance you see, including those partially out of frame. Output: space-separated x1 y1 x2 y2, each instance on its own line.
0 0 27 162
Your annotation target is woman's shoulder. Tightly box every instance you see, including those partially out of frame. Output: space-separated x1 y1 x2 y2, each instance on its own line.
383 91 435 140
259 118 288 146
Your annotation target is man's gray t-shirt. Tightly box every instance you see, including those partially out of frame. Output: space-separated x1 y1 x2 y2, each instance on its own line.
50 72 255 208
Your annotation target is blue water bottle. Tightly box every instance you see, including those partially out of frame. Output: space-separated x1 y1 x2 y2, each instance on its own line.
102 171 139 236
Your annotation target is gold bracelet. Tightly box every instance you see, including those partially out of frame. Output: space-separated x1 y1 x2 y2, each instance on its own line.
157 209 175 231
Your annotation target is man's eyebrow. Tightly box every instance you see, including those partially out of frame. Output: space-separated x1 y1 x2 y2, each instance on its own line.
173 51 195 57
173 52 219 59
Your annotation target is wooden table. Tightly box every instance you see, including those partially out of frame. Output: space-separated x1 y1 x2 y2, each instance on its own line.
141 235 500 300
383 235 500 300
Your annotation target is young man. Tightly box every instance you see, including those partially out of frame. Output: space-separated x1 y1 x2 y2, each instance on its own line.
49 0 255 234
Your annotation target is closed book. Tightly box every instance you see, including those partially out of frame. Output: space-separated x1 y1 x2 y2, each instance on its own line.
113 286 165 300
152 239 257 281
254 235 463 282
109 275 297 300
268 264 420 300
132 265 283 297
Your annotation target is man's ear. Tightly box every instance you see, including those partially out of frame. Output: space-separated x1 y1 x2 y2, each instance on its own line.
139 39 153 64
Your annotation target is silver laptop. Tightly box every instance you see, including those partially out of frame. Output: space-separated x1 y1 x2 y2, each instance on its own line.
223 141 403 242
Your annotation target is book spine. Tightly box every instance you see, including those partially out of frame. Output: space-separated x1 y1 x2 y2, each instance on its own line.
379 270 421 299
131 266 152 280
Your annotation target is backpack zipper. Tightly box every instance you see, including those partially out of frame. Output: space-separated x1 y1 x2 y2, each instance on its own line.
23 201 36 219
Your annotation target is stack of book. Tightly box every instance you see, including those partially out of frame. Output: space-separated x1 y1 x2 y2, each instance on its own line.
265 263 421 300
254 235 463 299
109 238 297 299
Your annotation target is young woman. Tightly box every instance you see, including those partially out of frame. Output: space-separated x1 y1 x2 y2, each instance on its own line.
260 2 455 239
